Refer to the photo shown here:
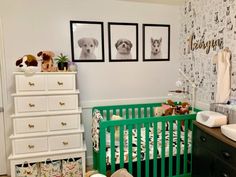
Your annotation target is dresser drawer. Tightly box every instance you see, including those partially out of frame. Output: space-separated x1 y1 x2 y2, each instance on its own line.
49 134 82 151
16 75 45 92
15 96 47 113
218 141 236 167
48 95 78 111
214 157 236 177
47 75 75 91
195 126 220 154
14 137 48 155
49 114 80 131
14 117 47 134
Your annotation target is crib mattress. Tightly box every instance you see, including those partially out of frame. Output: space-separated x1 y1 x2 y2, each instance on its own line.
105 127 192 165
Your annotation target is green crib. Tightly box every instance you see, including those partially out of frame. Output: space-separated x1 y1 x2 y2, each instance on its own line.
92 103 199 177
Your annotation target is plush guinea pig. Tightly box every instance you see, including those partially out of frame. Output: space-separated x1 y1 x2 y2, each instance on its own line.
16 55 39 74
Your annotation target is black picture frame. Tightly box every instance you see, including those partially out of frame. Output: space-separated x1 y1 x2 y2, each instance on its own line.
143 24 170 61
108 22 138 62
70 21 104 62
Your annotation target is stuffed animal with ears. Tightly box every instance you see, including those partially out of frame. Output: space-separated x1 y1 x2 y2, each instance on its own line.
15 54 40 75
37 51 57 72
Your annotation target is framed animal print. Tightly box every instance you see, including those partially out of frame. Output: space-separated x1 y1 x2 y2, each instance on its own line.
108 22 138 62
143 24 170 61
70 21 105 62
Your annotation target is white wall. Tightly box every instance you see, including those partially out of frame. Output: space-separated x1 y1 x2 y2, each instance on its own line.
0 0 180 172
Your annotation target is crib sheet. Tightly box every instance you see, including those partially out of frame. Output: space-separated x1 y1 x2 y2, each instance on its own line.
105 127 192 165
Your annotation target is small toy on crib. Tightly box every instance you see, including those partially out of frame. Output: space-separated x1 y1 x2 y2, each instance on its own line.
111 115 123 143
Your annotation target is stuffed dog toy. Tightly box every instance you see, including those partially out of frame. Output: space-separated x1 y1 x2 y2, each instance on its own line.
115 39 133 59
16 54 39 74
78 37 98 59
150 37 162 59
37 51 56 72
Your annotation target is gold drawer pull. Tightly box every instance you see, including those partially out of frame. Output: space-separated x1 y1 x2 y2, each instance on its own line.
29 103 35 107
61 122 67 126
59 102 65 106
63 141 68 145
57 81 64 86
28 82 35 86
28 124 35 128
28 145 35 149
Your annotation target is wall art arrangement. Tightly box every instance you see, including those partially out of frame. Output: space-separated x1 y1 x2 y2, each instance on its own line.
70 20 170 62
143 24 170 61
70 21 105 62
108 22 138 62
180 0 236 103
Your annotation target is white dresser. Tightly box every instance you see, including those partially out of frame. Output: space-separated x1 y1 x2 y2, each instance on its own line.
9 72 86 177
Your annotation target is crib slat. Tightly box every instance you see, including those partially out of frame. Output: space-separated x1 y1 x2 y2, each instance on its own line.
184 119 189 173
153 122 158 177
138 108 141 118
144 107 147 117
120 125 124 168
169 120 173 176
107 110 110 120
126 108 129 119
176 120 181 175
128 124 133 174
145 123 150 177
99 125 106 174
119 108 123 117
161 121 166 177
110 127 115 173
137 124 141 177
132 108 135 119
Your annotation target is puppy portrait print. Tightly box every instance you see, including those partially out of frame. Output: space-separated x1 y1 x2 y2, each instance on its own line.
143 24 170 61
115 38 133 59
150 37 162 59
70 21 104 62
78 37 98 59
108 22 138 62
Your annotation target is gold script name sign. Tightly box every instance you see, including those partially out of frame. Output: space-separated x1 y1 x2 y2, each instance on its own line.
187 33 223 54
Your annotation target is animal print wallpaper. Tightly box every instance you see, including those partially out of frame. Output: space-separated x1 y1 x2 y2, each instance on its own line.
180 0 236 104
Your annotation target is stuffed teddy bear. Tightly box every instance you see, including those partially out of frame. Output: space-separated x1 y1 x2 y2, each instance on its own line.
15 54 39 75
37 51 56 72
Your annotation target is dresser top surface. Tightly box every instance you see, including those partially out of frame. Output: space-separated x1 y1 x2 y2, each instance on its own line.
194 121 236 148
13 72 77 75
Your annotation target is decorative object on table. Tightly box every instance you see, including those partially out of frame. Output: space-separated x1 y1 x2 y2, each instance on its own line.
37 50 56 72
70 21 104 62
16 163 39 177
15 54 40 75
108 22 138 62
68 61 78 72
143 24 170 61
55 53 69 71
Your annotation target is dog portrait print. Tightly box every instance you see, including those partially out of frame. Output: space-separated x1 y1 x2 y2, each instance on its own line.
115 38 133 59
78 37 98 60
150 37 162 59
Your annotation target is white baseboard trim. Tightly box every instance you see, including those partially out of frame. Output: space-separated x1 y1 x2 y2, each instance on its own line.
81 96 168 109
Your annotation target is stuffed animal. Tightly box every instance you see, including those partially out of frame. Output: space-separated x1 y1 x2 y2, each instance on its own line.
15 54 39 74
179 102 190 114
37 51 56 72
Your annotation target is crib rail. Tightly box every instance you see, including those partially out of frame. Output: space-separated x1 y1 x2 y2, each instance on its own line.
98 114 196 177
93 103 162 120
